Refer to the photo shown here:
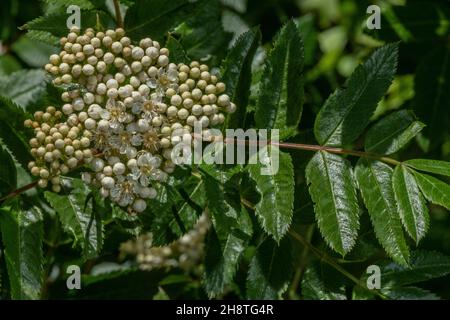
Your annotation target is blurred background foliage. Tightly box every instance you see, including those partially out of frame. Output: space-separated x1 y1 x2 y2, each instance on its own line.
0 0 449 299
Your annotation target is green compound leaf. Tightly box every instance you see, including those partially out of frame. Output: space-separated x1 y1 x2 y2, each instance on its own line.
45 178 103 260
165 35 189 65
365 110 425 155
177 0 231 60
125 0 194 41
392 165 429 243
0 145 17 198
315 44 398 146
222 27 261 129
405 159 450 178
25 30 60 47
204 206 252 298
0 69 47 109
201 168 252 298
382 287 440 300
0 204 44 300
412 171 450 210
0 96 31 168
23 10 112 37
246 237 293 299
255 20 304 134
305 151 360 255
301 264 347 300
11 34 58 68
248 150 294 242
355 159 410 266
379 250 450 287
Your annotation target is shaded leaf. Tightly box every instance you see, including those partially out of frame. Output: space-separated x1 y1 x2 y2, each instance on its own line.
11 35 58 68
301 264 347 300
413 46 450 149
26 30 60 47
255 20 304 133
44 178 103 260
365 110 425 155
0 55 21 76
222 27 261 129
0 96 31 168
248 150 294 242
380 250 450 287
52 269 166 299
383 286 440 300
0 205 43 300
178 0 231 60
42 0 95 12
0 69 47 109
246 237 293 299
305 151 360 255
200 167 252 297
296 14 317 66
23 11 112 37
369 2 450 42
124 0 193 41
204 206 252 298
165 35 189 65
0 145 17 198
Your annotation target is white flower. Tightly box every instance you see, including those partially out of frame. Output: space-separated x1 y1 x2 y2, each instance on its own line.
91 129 111 151
146 67 179 97
110 130 141 155
142 129 160 153
110 175 138 207
101 99 128 130
131 152 162 186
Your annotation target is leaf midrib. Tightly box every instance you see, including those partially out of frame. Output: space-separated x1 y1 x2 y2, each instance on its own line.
368 123 413 153
320 151 345 252
366 160 407 261
397 167 420 240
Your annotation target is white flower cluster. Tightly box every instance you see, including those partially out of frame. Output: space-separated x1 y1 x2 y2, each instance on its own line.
120 214 210 271
26 27 236 213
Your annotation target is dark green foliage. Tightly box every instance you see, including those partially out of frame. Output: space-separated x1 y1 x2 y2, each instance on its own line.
222 28 261 129
255 20 304 137
314 44 398 147
45 178 103 260
0 203 43 299
0 0 449 301
246 237 293 299
355 159 410 265
365 110 424 155
306 151 360 255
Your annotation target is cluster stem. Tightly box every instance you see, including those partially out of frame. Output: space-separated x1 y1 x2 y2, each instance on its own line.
0 141 399 203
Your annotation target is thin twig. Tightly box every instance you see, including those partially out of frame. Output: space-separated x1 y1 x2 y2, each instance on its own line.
288 229 387 300
273 141 401 166
0 181 38 203
112 0 124 28
193 133 401 166
0 152 103 204
0 137 400 204
289 225 315 298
